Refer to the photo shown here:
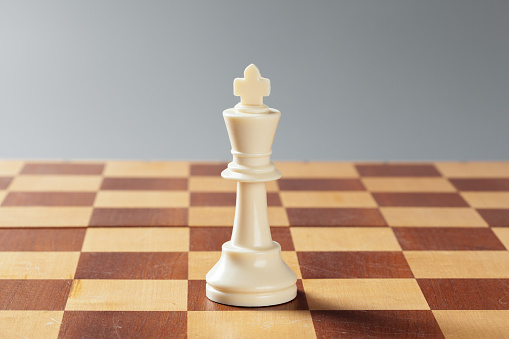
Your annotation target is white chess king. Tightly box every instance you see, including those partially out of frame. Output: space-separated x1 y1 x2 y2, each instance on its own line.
205 64 297 307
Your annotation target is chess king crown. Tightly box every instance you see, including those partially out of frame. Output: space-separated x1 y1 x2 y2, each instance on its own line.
221 64 282 182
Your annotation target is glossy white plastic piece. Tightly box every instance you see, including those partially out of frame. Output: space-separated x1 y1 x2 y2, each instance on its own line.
206 64 297 307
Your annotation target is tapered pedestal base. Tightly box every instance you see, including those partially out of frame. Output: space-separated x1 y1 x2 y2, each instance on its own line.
205 241 297 307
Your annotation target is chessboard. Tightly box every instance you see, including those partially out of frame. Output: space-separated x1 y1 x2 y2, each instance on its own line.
1 160 508 338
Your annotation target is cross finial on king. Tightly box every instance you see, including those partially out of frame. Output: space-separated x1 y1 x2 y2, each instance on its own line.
234 64 271 106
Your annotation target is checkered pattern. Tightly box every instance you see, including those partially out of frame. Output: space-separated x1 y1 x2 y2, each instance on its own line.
1 161 509 338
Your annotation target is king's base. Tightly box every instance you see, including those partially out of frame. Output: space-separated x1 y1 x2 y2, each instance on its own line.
206 241 297 307
206 283 297 307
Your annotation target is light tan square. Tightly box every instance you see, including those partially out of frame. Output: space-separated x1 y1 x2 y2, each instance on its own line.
188 207 234 226
187 311 316 339
433 310 509 339
303 279 429 310
82 227 189 252
461 192 509 208
0 161 24 176
280 191 376 208
9 175 102 192
189 177 278 192
291 227 401 251
435 162 509 178
0 252 80 279
493 228 509 250
94 191 189 208
0 311 63 339
275 162 358 178
188 207 288 226
0 207 93 227
65 279 187 311
104 161 189 177
404 251 509 278
362 178 456 192
0 191 6 205
188 251 301 280
380 207 488 227
188 251 221 280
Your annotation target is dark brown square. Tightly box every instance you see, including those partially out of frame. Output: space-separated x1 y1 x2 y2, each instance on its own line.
187 279 308 311
278 179 365 191
89 208 188 226
311 310 444 339
75 252 188 279
21 163 105 175
298 252 414 279
372 193 469 207
2 192 96 206
190 163 228 176
101 178 188 190
58 311 186 338
0 228 86 251
393 227 506 250
190 192 281 206
287 208 387 226
0 280 72 310
356 164 441 177
450 179 509 191
0 177 13 189
477 209 509 227
418 279 509 310
190 227 294 251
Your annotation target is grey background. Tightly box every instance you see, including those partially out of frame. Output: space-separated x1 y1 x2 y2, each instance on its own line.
1 0 508 161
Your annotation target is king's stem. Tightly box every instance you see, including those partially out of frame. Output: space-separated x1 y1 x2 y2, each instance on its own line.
230 182 273 250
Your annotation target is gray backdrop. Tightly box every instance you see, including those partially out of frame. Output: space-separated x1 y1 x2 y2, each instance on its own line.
1 0 508 161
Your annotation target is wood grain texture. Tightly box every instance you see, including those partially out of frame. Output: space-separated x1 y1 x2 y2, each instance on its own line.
298 252 414 279
0 252 80 279
0 228 86 251
0 311 64 339
356 164 441 177
393 227 506 251
74 252 188 279
418 279 509 310
278 178 365 191
380 207 488 227
82 227 189 252
404 251 509 278
303 279 429 310
280 192 377 208
450 178 509 191
101 177 188 190
0 207 93 227
0 280 72 310
187 310 317 339
2 192 96 206
58 311 187 339
65 280 188 311
89 208 187 226
433 310 509 339
311 310 444 339
372 193 469 207
477 209 509 227
287 208 387 226
291 227 401 251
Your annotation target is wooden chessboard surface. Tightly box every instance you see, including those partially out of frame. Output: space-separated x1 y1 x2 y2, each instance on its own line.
1 160 509 338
